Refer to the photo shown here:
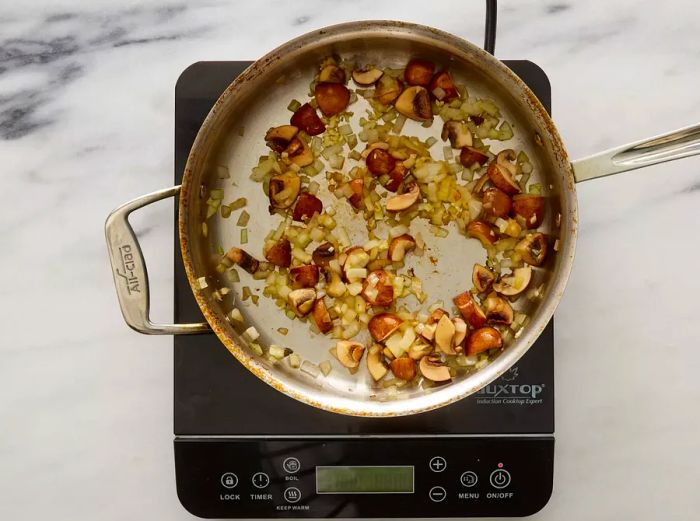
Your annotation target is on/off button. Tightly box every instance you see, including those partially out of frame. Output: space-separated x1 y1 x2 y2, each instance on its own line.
489 468 511 489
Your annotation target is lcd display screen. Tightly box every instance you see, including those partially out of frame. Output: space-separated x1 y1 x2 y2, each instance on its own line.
316 466 414 494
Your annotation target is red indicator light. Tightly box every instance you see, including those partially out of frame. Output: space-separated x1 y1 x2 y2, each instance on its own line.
497 462 504 468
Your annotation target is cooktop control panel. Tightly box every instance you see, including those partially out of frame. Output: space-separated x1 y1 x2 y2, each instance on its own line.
175 437 553 518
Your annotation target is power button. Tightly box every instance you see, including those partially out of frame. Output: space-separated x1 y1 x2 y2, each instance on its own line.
489 468 511 489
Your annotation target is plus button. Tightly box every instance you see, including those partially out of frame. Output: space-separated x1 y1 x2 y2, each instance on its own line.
429 456 447 473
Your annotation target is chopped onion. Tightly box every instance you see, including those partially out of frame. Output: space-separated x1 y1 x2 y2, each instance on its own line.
288 353 301 369
229 308 243 323
196 276 208 289
319 360 332 376
243 326 260 341
217 166 230 179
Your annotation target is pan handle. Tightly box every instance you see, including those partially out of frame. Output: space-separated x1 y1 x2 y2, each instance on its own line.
571 122 700 182
105 185 210 335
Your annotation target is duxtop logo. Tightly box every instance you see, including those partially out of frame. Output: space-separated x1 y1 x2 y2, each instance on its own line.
476 366 546 405
115 244 140 295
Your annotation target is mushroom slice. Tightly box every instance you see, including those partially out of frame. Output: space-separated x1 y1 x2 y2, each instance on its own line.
408 341 433 360
287 288 316 317
515 233 548 266
352 67 384 86
286 137 314 167
429 70 459 101
265 238 292 268
336 340 365 369
264 125 299 152
384 162 406 193
312 242 337 267
466 327 502 355
482 188 512 219
367 344 389 381
312 298 333 334
361 270 394 307
453 317 468 347
434 314 457 355
493 267 532 296
419 354 451 382
419 308 447 341
347 178 364 209
453 291 487 329
368 313 403 342
460 146 489 168
374 75 403 105
388 234 416 262
290 103 325 135
366 148 396 176
314 82 350 116
318 64 346 83
292 192 323 222
441 121 473 148
472 264 495 293
386 183 420 212
512 194 546 229
487 150 521 195
289 265 320 288
483 293 514 325
404 59 435 86
225 247 260 274
394 86 433 121
466 220 497 247
269 171 301 209
390 357 417 381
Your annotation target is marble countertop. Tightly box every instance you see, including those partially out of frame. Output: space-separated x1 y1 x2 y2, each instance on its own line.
2 1 699 519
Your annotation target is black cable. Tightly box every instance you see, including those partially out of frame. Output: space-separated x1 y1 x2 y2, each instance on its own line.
484 0 497 55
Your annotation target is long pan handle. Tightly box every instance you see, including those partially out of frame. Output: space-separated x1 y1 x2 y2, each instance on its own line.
105 185 210 335
572 122 700 182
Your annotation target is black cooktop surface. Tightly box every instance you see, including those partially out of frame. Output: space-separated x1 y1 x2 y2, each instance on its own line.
173 61 554 437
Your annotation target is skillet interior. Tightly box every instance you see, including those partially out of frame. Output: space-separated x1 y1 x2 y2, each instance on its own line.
178 20 576 416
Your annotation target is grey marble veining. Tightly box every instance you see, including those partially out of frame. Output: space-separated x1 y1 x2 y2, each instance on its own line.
1 1 699 520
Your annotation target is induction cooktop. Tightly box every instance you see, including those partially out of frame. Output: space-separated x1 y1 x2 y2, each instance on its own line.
171 60 555 519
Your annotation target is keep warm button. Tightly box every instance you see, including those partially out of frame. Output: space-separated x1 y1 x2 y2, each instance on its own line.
489 468 511 489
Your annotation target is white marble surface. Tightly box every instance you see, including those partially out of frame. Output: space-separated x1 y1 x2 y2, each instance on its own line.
1 0 700 519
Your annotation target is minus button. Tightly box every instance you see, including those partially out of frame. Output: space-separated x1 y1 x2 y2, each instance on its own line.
429 486 447 503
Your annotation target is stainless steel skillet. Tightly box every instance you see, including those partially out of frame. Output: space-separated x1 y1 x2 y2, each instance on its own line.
106 20 700 417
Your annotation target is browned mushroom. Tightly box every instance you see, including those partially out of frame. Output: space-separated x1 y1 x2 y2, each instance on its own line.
289 265 320 288
336 340 365 369
264 125 299 152
483 293 514 325
225 247 259 274
466 220 497 247
318 64 346 83
368 313 403 342
290 103 325 135
366 148 396 176
314 82 350 116
404 59 435 86
394 86 432 121
429 70 459 101
493 267 532 296
265 238 292 268
515 233 548 266
312 298 333 334
352 67 384 86
441 121 473 148
292 192 323 221
374 75 403 105
268 171 301 209
361 270 394 307
472 264 495 293
460 146 489 168
390 357 417 380
386 183 420 212
487 150 521 195
388 234 417 262
466 327 502 355
287 288 316 317
482 188 512 219
419 354 451 382
453 291 487 329
512 194 546 229
312 242 336 267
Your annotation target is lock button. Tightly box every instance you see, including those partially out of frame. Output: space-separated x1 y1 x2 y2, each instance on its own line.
221 472 239 489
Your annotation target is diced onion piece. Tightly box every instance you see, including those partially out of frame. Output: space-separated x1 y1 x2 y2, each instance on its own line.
319 360 332 376
385 327 415 358
288 353 301 369
243 326 260 341
217 166 230 179
229 308 244 323
300 360 320 378
196 276 208 289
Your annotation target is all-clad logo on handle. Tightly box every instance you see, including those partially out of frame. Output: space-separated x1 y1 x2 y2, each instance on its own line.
115 244 140 294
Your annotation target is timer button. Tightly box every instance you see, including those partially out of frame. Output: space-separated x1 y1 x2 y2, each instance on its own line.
429 456 447 473
429 486 447 502
489 468 511 489
284 487 302 503
252 472 270 489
